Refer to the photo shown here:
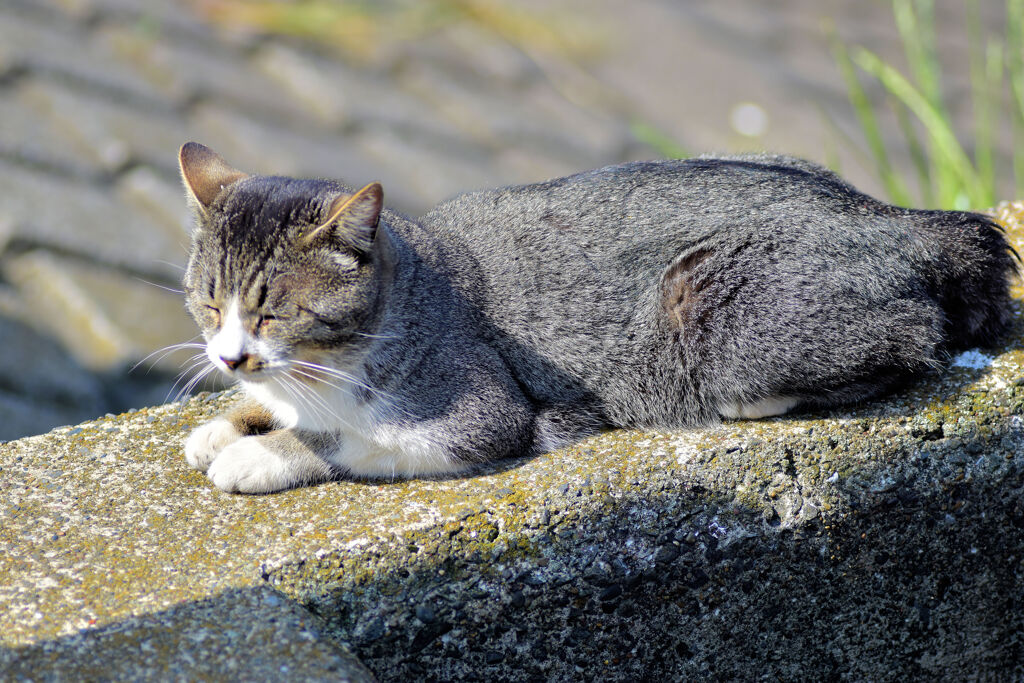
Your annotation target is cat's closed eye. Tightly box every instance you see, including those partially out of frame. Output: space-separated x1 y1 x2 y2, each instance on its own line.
257 315 276 333
295 306 325 322
204 305 221 326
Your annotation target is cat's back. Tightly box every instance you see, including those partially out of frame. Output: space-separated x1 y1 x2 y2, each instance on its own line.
422 154 860 254
419 154 868 306
406 155 1012 425
411 156 872 413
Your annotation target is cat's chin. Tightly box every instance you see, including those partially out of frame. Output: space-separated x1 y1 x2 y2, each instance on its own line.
233 373 270 384
229 366 288 384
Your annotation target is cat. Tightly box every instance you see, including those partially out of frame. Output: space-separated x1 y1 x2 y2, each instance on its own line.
177 142 1016 494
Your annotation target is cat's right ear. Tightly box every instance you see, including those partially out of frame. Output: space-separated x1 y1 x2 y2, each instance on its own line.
303 182 384 254
178 142 248 218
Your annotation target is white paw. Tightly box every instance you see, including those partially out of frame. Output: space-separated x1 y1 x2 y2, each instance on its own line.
184 418 241 472
206 437 292 494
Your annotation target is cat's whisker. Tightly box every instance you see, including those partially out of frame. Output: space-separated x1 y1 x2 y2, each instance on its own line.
290 361 367 390
179 352 211 370
291 373 360 435
291 360 399 402
133 276 185 294
290 363 415 420
288 366 349 393
153 260 186 272
171 364 216 404
275 373 325 426
175 354 211 381
166 367 200 403
287 374 353 430
180 363 215 395
276 370 325 419
131 341 206 373
167 351 217 403
351 331 398 341
278 371 356 435
292 367 412 423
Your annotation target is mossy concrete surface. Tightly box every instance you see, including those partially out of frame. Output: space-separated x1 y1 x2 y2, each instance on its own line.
3 206 1024 680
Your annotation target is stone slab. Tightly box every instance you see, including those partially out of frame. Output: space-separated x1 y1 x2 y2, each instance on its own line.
0 296 105 407
0 85 106 179
0 160 184 281
95 22 317 126
396 59 622 169
5 251 147 372
19 78 191 176
191 102 446 214
1 7 177 110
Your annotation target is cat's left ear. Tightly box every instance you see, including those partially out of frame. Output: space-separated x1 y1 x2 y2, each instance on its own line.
305 182 383 254
178 142 248 218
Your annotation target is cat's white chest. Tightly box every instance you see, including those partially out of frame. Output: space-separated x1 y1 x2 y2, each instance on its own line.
243 378 459 478
243 377 374 432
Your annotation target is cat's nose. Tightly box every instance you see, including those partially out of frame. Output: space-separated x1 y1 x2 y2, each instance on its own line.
220 354 249 370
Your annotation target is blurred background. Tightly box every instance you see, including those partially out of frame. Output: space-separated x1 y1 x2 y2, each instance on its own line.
0 0 1020 440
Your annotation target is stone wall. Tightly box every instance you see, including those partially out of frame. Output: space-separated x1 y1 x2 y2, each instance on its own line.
3 230 1022 677
1 0 1011 441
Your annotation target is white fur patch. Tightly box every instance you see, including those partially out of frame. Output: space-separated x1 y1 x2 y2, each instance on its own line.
243 370 465 478
718 396 798 420
950 349 994 370
332 423 465 479
207 297 248 372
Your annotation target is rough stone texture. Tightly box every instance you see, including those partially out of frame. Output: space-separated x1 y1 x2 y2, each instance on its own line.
3 211 1022 680
2 585 374 682
0 0 1012 441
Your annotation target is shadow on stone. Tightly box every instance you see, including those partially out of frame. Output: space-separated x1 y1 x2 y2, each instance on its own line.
278 416 1023 681
0 585 373 681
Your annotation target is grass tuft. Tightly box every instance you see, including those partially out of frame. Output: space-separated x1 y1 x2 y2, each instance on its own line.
835 0 1024 209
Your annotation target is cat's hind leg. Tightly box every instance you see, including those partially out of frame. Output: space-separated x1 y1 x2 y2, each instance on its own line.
532 404 606 453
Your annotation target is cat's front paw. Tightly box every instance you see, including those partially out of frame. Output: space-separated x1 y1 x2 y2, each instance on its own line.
184 418 241 472
206 437 293 494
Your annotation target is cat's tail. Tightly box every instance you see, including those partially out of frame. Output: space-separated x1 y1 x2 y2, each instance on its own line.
922 209 1019 351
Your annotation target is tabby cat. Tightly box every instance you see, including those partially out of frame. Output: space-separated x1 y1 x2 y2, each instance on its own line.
177 142 1014 493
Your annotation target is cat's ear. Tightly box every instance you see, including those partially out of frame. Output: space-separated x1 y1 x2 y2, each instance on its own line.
178 142 248 217
304 182 383 254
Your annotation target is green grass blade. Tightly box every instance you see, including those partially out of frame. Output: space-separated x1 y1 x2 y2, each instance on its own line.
967 0 993 206
830 32 913 205
893 0 938 107
629 120 689 159
853 47 986 208
891 95 934 206
978 41 1002 206
966 0 1001 208
893 0 963 204
1008 0 1024 196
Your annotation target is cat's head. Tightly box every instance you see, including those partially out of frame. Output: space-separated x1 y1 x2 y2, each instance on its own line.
178 142 390 386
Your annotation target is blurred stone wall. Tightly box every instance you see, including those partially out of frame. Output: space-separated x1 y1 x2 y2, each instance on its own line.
0 0 1009 439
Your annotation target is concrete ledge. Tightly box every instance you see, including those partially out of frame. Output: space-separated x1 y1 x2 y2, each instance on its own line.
3 209 1024 680
2 584 372 681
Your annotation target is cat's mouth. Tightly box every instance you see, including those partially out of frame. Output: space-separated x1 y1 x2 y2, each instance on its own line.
211 354 277 383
